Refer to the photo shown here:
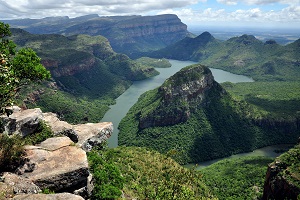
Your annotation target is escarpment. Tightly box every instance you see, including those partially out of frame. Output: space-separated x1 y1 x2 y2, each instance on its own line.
262 141 300 200
138 64 225 129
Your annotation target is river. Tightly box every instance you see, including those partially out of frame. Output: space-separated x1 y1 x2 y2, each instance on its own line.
101 60 254 148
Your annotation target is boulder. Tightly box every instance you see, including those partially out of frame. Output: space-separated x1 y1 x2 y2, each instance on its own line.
43 112 78 142
12 193 84 200
74 122 113 151
0 172 41 195
19 137 89 193
0 107 43 137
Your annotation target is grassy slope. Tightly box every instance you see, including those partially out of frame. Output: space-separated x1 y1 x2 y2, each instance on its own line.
201 156 273 200
88 146 216 200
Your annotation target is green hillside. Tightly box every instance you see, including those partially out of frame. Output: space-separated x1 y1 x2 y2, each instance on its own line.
10 28 159 123
119 64 300 164
151 32 300 81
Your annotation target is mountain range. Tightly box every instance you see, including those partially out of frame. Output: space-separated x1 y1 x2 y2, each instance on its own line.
4 14 190 58
150 32 300 81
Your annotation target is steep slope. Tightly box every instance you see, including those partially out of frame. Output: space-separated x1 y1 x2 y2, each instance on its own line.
9 28 159 123
5 14 190 58
118 64 300 164
151 32 300 81
263 142 300 200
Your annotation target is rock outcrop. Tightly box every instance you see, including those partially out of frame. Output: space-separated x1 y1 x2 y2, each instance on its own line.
0 107 113 199
12 193 84 200
262 143 300 200
139 64 224 129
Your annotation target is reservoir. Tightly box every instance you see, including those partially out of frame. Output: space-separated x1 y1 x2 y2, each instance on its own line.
101 60 254 148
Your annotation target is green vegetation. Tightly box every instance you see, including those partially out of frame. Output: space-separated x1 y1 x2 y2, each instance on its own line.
88 146 215 200
119 64 300 164
0 121 55 173
151 32 300 81
7 28 161 124
222 81 300 118
201 156 273 200
0 22 50 114
274 143 300 189
135 57 172 68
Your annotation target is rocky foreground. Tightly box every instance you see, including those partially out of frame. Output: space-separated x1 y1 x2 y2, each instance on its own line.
0 107 113 199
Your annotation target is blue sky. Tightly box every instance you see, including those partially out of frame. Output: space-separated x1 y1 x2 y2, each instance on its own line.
1 0 299 29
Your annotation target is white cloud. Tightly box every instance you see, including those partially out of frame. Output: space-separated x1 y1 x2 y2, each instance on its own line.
217 0 299 6
0 0 200 19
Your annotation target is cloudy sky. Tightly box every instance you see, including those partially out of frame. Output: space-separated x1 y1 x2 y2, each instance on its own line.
1 0 300 29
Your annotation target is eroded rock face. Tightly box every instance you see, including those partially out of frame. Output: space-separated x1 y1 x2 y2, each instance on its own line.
19 137 89 193
0 108 43 137
262 144 300 200
74 122 113 151
139 64 224 129
1 172 41 195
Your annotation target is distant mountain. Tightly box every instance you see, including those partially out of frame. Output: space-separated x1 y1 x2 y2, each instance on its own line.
118 64 300 164
4 14 191 58
151 32 300 81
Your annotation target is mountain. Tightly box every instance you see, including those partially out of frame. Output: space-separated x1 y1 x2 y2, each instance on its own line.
9 28 159 123
4 14 191 58
118 63 300 164
151 32 300 81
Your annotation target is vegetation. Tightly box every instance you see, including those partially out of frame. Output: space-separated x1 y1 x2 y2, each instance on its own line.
135 57 172 68
119 64 300 164
88 146 215 200
0 22 50 114
0 121 55 173
201 156 274 200
151 32 300 81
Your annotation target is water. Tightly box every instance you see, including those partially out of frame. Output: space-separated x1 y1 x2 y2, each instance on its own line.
101 60 253 148
185 144 293 170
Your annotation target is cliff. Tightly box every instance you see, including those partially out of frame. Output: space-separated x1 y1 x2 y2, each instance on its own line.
262 142 300 200
5 14 190 58
139 64 224 129
119 63 300 164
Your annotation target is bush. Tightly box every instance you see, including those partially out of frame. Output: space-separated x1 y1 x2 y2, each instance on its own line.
0 134 24 172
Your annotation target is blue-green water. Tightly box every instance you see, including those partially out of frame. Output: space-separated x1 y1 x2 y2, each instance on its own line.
101 60 253 148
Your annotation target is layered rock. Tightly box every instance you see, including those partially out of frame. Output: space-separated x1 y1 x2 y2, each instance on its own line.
139 64 224 129
262 143 300 200
18 137 89 193
12 193 84 200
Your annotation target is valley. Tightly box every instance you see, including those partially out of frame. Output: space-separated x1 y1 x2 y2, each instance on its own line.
1 14 300 199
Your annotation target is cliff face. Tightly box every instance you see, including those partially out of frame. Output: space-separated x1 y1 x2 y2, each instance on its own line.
138 64 224 129
6 14 190 57
262 142 300 200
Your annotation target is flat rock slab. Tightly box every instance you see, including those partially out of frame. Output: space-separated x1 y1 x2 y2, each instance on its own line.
12 193 84 200
20 137 89 192
74 122 113 151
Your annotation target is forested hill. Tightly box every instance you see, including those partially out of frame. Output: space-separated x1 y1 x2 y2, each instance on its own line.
150 32 300 81
4 14 191 58
118 63 300 164
10 28 159 123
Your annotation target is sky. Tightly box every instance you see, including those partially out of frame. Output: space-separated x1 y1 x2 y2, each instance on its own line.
0 0 300 29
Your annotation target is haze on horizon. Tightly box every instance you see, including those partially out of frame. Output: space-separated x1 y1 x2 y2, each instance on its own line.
1 0 300 30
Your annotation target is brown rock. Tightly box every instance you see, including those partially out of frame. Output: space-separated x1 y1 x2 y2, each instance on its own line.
74 122 113 151
19 137 89 192
12 193 84 200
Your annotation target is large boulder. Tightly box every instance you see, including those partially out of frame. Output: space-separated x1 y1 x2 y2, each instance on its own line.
42 112 78 143
74 122 113 151
0 107 43 137
18 137 89 193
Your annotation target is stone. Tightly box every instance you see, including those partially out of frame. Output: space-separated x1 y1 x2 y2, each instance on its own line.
74 122 113 151
43 112 79 142
0 108 43 137
12 193 84 200
19 137 89 193
1 172 41 194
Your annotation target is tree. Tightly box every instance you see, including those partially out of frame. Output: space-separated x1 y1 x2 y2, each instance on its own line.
0 22 50 114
